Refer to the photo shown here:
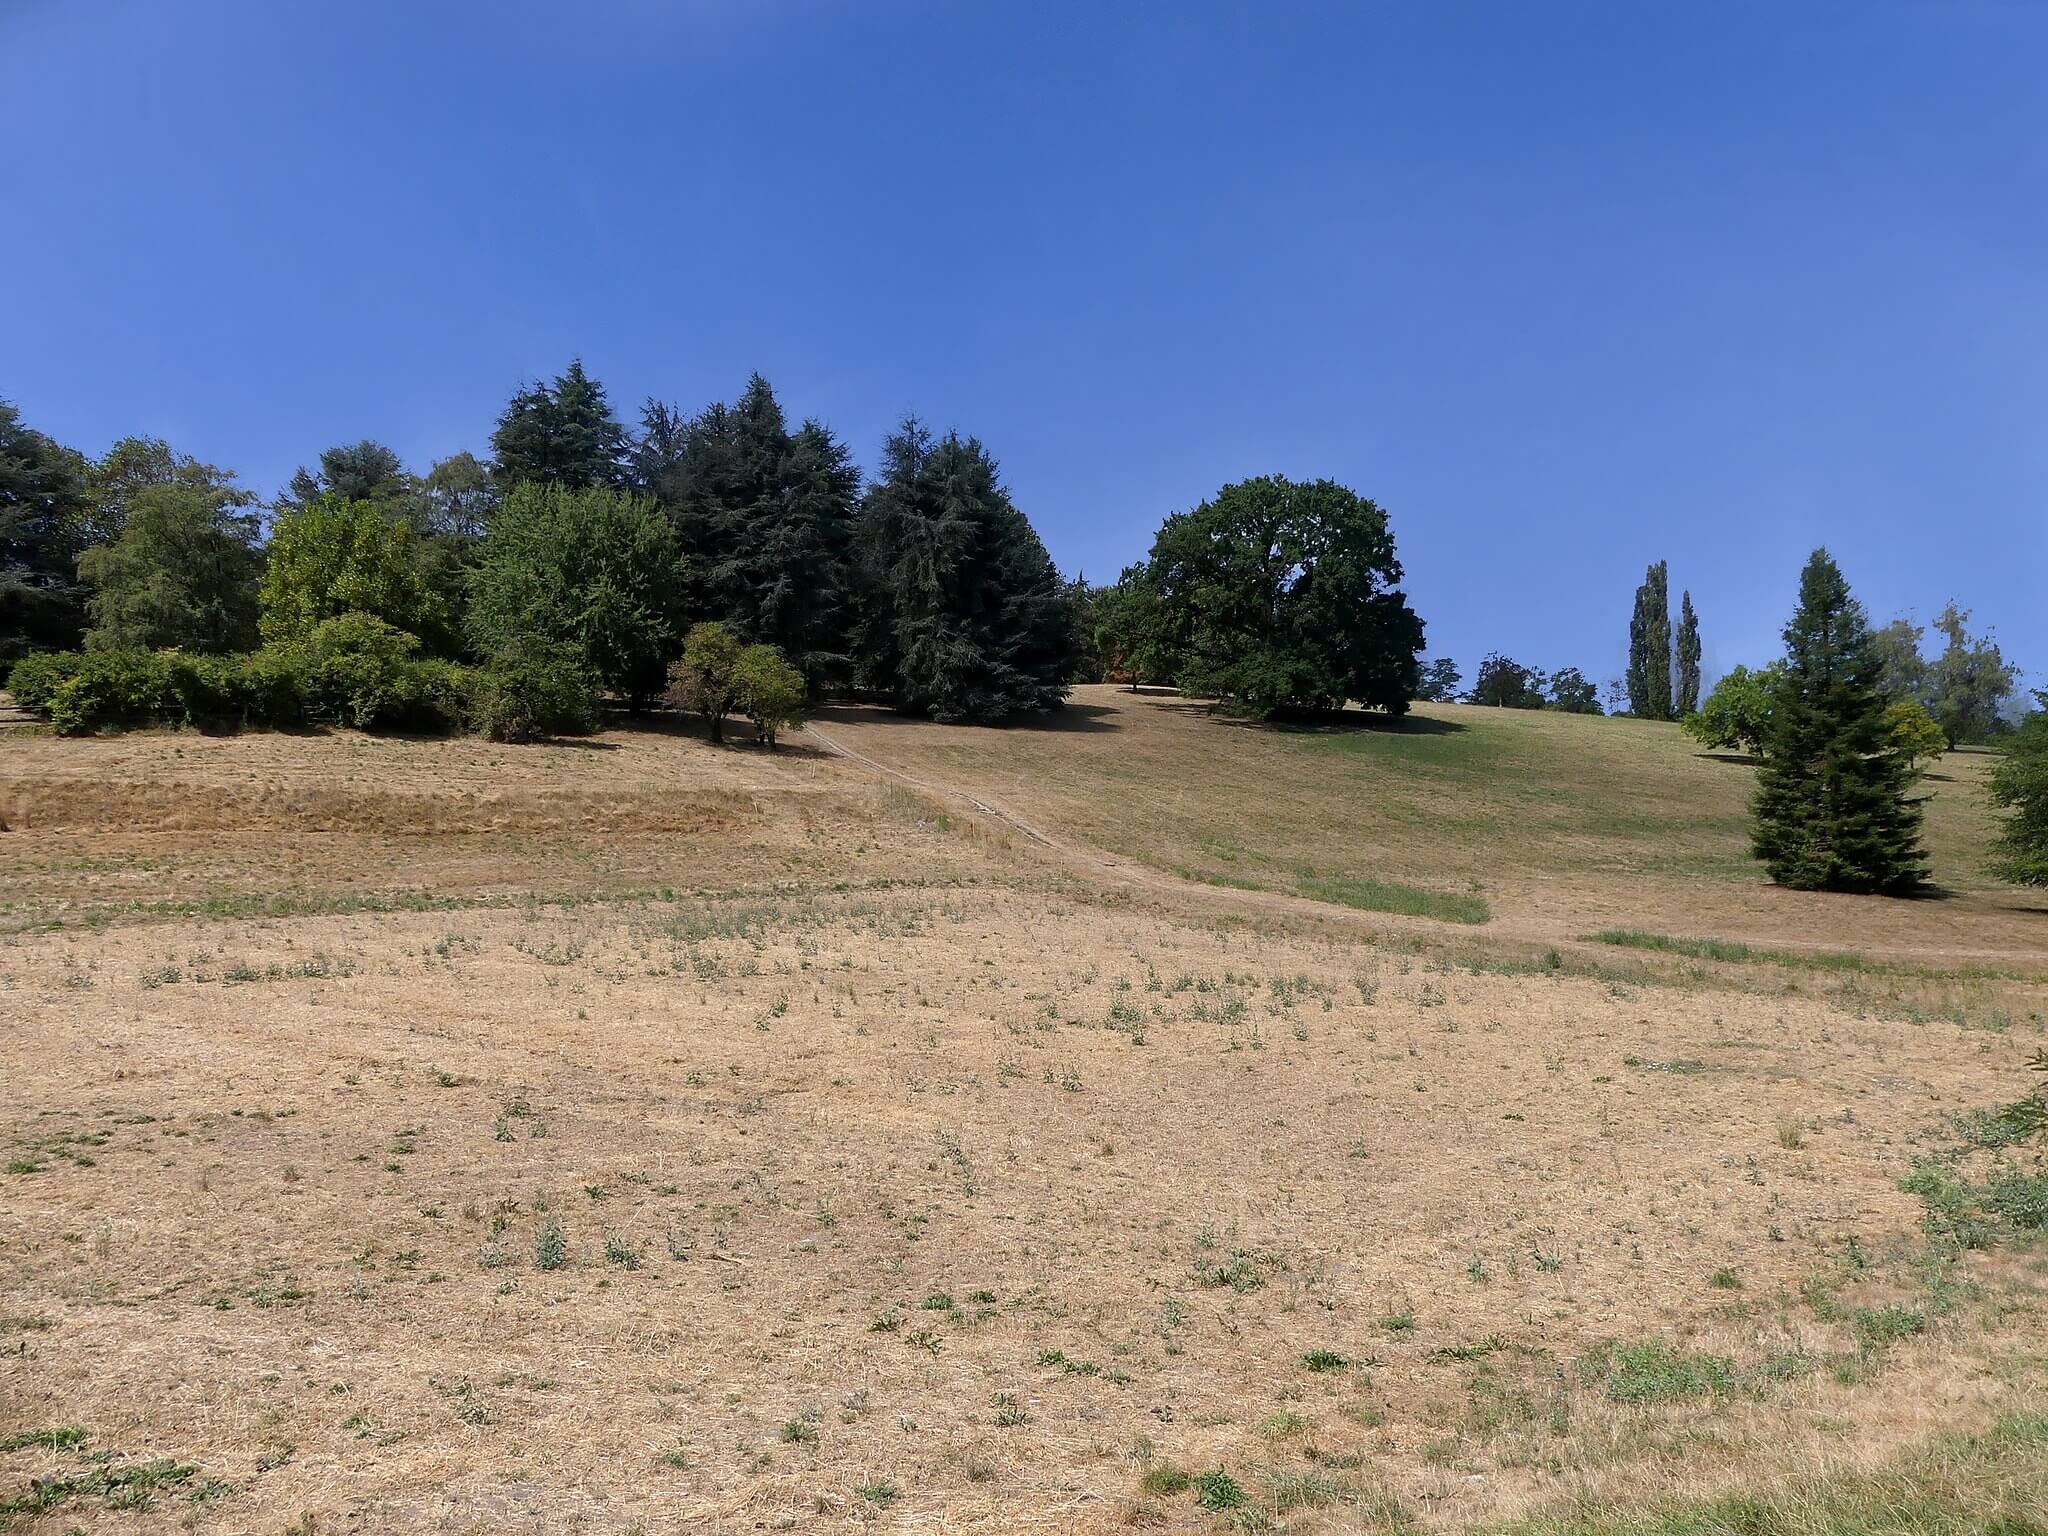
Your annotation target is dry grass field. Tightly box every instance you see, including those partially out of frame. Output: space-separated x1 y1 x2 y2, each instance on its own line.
2 687 2045 1535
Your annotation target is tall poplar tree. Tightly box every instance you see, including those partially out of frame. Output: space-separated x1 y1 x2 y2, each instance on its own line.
1627 560 1673 719
1751 549 1927 894
1675 590 1702 715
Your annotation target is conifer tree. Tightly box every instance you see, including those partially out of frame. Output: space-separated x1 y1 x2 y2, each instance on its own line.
851 417 1073 722
1751 549 1927 894
1675 590 1702 714
490 360 629 491
1626 560 1673 719
0 399 90 664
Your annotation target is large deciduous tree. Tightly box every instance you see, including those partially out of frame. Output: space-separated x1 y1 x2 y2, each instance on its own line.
1750 550 1927 894
79 481 263 653
1990 693 2048 887
1141 475 1423 717
1926 602 2017 748
466 481 681 703
852 417 1074 722
260 497 456 653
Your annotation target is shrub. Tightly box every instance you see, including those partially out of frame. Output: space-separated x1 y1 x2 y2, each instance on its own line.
165 652 245 727
473 634 600 743
7 651 83 712
732 643 806 748
666 622 744 742
47 650 174 735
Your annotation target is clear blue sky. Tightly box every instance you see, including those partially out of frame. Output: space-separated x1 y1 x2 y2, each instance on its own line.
5 0 2041 692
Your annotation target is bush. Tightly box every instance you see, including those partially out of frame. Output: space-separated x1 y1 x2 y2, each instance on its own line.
6 651 84 712
666 622 744 742
473 635 600 743
46 650 175 735
733 643 806 748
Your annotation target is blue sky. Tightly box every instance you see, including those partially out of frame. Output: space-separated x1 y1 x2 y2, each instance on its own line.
5 0 2042 692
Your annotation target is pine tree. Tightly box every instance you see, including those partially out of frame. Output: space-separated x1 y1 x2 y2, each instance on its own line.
1626 560 1673 719
851 417 1074 722
1675 590 1702 715
1751 549 1927 894
490 360 629 491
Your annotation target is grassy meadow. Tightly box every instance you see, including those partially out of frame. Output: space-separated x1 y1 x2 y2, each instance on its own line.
1 686 2044 1535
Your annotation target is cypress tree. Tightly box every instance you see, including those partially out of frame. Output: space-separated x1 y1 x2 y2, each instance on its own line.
1627 561 1673 719
1675 590 1702 715
852 417 1074 722
1751 549 1927 894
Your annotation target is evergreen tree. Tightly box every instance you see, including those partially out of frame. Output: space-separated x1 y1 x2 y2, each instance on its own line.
1626 560 1673 719
1413 657 1462 703
1675 590 1701 714
1989 693 2048 886
490 360 629 491
852 417 1074 722
0 398 90 665
1751 549 1927 894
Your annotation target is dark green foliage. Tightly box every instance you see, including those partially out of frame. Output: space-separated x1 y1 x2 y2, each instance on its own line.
1675 590 1701 714
1626 560 1673 719
1414 656 1462 702
1140 475 1422 717
471 634 600 743
260 496 456 653
6 649 85 711
291 613 470 731
78 481 263 653
666 621 743 742
490 360 630 491
1548 665 1602 714
466 482 681 703
1990 695 2048 885
641 377 861 687
1093 564 1168 686
1470 652 1544 708
277 439 412 512
853 418 1075 722
44 648 176 735
0 397 91 664
732 642 806 748
1751 549 1928 894
421 451 499 542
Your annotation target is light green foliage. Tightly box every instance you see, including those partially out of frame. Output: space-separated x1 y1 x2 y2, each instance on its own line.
1884 697 1947 773
472 633 600 743
1683 662 1781 755
259 495 454 651
666 621 744 742
1926 602 2018 748
466 481 680 702
732 642 805 748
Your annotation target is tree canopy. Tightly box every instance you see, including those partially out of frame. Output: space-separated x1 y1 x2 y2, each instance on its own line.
1138 475 1423 717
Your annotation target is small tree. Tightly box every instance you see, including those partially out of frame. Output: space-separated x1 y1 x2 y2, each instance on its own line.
261 496 454 652
667 621 743 742
1884 698 1947 776
1990 694 2048 886
1414 657 1462 703
1547 666 1602 714
1469 652 1543 709
79 481 262 653
1683 664 1779 755
733 643 806 748
1751 550 1927 894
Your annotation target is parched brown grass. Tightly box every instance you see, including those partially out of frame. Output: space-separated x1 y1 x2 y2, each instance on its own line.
1 691 2043 1534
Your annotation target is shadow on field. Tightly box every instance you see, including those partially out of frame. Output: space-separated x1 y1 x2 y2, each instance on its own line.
1151 699 1465 737
808 702 1122 734
606 709 839 758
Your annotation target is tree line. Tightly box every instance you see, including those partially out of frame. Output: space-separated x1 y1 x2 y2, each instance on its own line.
0 365 1079 737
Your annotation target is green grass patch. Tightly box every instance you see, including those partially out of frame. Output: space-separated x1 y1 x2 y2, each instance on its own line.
1580 1340 1736 1403
1502 1410 2048 1535
1298 874 1489 925
1587 929 2045 983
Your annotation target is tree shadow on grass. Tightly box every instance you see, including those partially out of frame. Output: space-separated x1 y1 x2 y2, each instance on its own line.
1148 699 1465 737
807 701 1122 735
